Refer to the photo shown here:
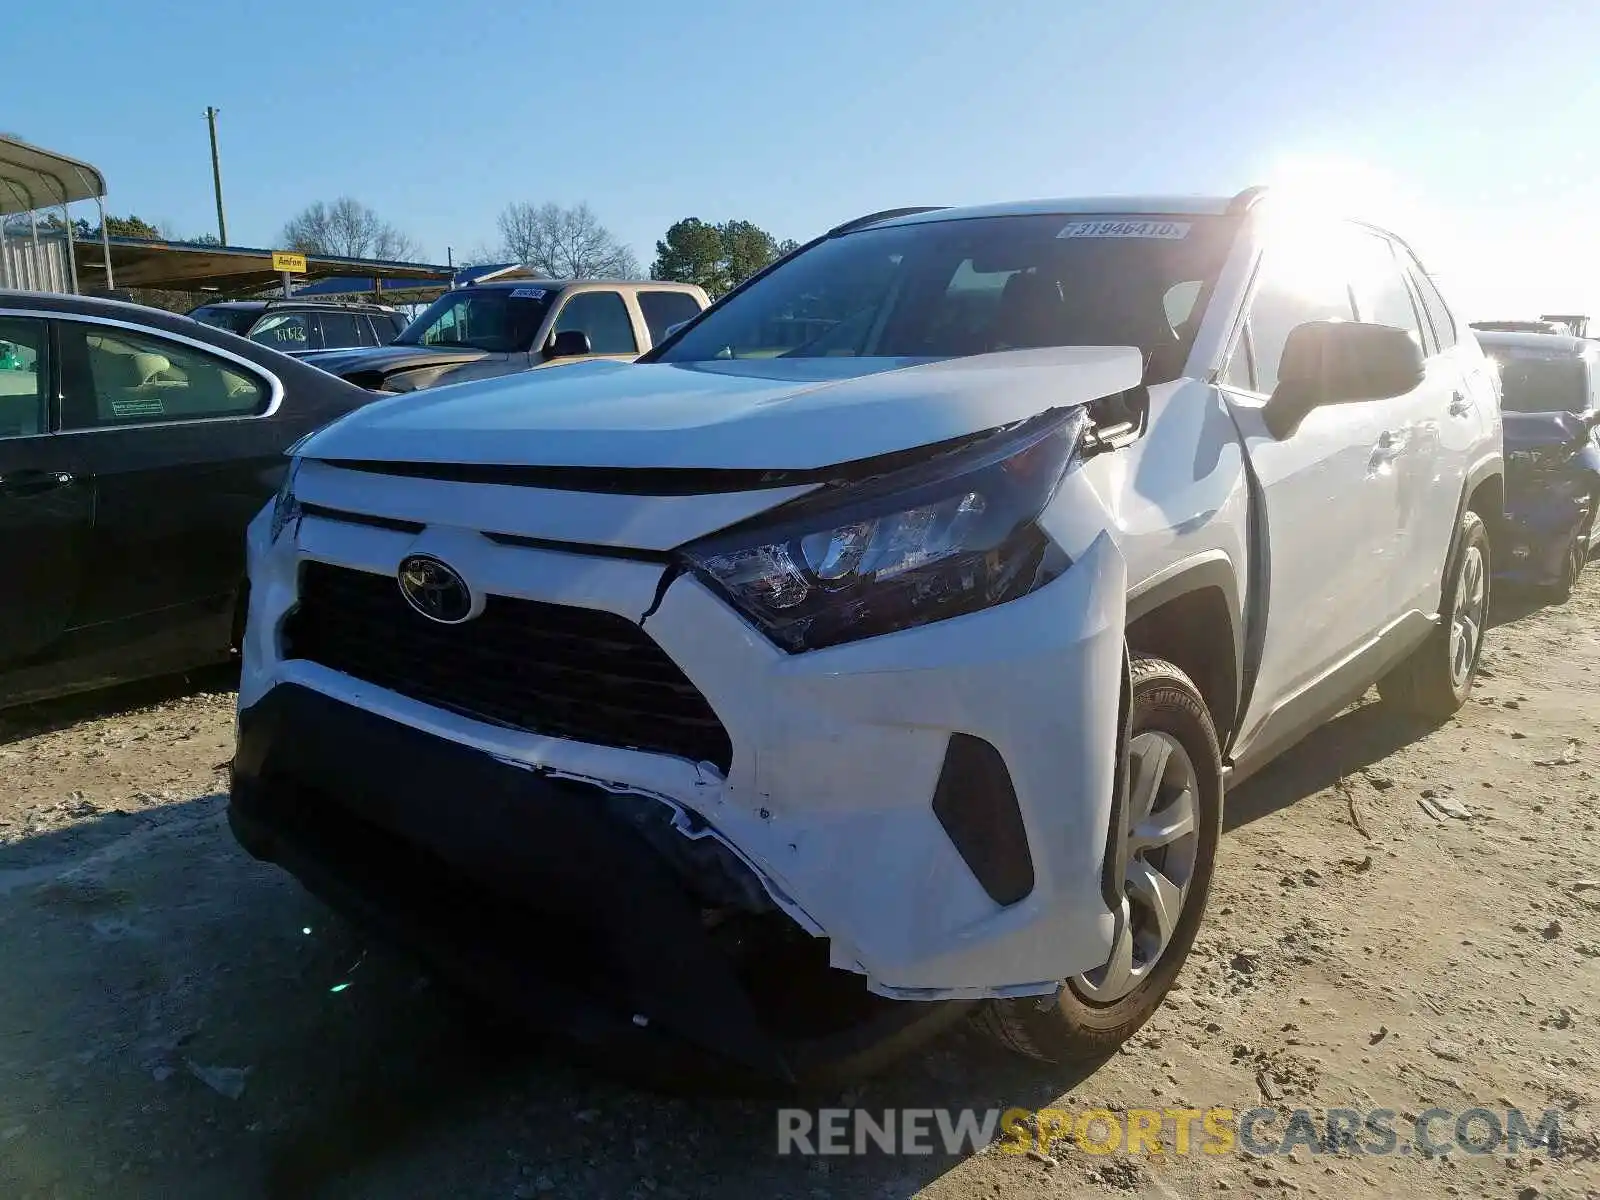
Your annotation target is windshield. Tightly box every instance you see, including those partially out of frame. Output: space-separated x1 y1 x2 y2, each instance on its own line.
1491 353 1590 413
189 306 258 336
654 213 1236 380
395 287 557 352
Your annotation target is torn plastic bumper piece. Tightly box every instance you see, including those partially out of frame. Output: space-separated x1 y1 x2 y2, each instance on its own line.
228 683 793 1082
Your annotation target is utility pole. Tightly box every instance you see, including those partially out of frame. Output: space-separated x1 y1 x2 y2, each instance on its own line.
205 106 228 245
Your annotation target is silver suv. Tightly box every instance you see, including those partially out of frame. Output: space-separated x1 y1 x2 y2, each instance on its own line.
231 188 1502 1084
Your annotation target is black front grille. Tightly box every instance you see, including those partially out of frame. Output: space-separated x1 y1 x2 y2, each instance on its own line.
282 562 733 771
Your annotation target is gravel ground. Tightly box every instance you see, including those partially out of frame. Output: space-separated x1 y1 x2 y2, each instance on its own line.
0 578 1598 1200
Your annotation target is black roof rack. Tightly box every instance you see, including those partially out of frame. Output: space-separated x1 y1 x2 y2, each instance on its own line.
260 297 400 312
827 206 947 236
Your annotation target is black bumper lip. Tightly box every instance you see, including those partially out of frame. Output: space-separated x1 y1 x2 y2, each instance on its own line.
229 683 792 1082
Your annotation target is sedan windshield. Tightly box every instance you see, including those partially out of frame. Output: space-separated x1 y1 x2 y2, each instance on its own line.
654 213 1236 381
394 288 556 353
1492 354 1590 413
189 306 258 336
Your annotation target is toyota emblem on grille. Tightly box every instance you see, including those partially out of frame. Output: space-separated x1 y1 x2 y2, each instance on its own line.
397 554 474 624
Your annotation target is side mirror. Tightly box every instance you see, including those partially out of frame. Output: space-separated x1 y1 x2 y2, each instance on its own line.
1263 321 1424 439
546 329 592 359
662 319 692 341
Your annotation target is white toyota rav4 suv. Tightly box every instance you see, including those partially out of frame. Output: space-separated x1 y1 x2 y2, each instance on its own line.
231 189 1503 1086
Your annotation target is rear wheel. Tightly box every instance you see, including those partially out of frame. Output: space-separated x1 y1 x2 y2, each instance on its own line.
1380 510 1490 718
973 656 1222 1063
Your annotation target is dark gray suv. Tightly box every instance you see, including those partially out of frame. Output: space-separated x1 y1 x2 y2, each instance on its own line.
188 300 407 356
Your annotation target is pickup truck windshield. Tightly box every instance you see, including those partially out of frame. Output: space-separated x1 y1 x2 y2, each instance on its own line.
1493 353 1590 413
655 213 1235 380
395 288 557 353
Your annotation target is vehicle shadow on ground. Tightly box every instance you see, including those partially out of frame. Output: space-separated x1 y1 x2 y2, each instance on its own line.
1224 589 1547 832
0 664 238 748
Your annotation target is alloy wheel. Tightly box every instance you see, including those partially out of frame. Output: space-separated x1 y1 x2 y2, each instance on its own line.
1072 731 1201 1004
1450 544 1487 689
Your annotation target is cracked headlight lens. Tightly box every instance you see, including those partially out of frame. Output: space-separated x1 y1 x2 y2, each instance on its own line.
682 409 1086 652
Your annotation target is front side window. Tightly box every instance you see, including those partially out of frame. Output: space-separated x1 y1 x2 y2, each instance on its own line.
395 288 557 352
0 316 47 439
637 290 704 343
553 291 638 354
1241 228 1358 395
250 312 312 352
64 325 269 428
653 213 1236 382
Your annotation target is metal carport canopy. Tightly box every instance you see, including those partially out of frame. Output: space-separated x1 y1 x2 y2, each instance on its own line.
0 134 110 290
0 135 106 212
71 237 455 291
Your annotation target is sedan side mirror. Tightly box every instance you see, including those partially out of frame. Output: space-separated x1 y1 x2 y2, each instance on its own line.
546 329 592 359
1263 321 1425 439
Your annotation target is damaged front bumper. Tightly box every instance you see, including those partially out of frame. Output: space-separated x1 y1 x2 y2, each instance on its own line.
230 682 800 1079
233 454 1131 1069
1497 489 1592 586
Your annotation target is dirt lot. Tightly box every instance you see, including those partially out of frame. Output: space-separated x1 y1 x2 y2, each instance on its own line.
1 579 1598 1200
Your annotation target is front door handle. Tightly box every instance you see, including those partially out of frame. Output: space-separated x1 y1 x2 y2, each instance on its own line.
1369 430 1404 473
0 469 75 498
1448 391 1473 417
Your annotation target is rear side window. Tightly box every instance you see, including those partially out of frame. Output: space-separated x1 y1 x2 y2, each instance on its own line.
250 312 312 352
553 291 638 354
63 325 270 428
360 314 399 346
1405 259 1459 351
637 290 704 343
316 312 363 349
0 316 48 439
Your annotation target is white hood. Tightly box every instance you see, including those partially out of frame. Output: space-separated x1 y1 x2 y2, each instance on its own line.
298 347 1145 471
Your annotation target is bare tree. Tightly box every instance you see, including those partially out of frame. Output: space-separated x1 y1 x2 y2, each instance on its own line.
496 201 640 279
281 197 419 261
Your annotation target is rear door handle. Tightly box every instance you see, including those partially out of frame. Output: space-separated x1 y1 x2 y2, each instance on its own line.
1448 391 1473 417
0 469 75 498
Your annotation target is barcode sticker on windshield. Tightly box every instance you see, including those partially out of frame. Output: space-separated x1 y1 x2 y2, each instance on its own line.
511 287 547 299
1057 220 1191 240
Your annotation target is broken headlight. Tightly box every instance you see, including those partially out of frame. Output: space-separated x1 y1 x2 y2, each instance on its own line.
682 409 1086 652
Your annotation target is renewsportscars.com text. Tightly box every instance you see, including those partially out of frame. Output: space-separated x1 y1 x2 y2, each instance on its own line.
776 1105 1570 1159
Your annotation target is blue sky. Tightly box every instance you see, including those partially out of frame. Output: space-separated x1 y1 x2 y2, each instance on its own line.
6 0 1600 317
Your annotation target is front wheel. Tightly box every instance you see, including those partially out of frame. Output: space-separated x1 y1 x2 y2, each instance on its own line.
1379 509 1490 718
973 656 1222 1063
1547 505 1593 603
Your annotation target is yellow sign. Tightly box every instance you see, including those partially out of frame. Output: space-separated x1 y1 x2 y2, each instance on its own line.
271 251 308 274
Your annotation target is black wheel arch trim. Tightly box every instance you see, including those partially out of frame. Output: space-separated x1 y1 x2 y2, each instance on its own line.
1125 550 1244 738
1445 452 1504 610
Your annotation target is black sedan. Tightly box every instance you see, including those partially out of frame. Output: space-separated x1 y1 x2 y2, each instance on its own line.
1 290 375 709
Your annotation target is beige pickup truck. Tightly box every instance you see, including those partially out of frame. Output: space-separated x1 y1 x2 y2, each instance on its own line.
298 278 710 393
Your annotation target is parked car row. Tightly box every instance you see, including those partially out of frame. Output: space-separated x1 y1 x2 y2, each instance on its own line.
297 278 708 392
0 185 1592 1090
189 299 409 355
